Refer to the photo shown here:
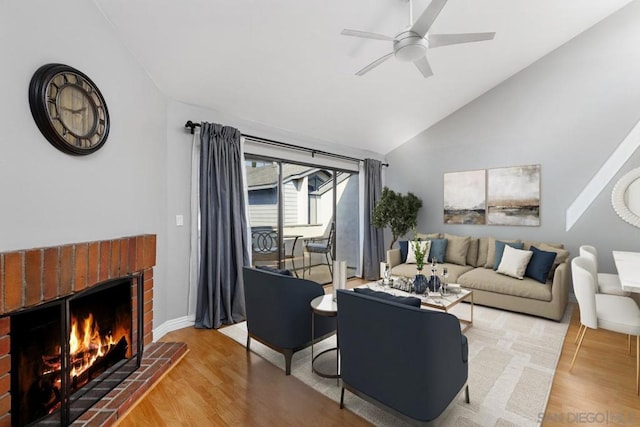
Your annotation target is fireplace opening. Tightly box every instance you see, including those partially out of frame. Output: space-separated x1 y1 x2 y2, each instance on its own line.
10 276 143 426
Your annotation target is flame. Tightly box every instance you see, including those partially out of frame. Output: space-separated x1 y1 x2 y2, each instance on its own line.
68 313 120 379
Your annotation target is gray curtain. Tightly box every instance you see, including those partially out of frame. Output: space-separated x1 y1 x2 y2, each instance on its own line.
195 122 249 329
362 158 384 280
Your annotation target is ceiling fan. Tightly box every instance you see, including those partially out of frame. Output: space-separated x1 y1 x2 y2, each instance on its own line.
341 0 495 78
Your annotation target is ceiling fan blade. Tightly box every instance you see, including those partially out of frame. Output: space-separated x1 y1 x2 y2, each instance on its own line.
428 32 496 48
410 0 448 38
414 56 433 78
355 52 394 76
340 29 393 41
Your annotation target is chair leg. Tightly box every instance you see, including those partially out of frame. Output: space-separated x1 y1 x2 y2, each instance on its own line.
636 336 639 395
302 251 306 278
575 324 585 344
629 334 632 354
246 335 251 351
284 349 293 375
340 387 345 409
570 326 588 372
325 253 333 278
465 384 470 403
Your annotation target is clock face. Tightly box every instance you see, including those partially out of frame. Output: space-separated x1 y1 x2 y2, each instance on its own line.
29 64 110 155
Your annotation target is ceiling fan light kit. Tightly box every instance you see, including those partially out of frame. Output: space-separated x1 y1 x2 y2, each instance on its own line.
341 0 495 78
393 31 428 62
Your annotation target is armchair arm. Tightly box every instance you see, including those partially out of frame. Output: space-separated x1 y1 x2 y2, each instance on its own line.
387 248 401 268
550 259 570 319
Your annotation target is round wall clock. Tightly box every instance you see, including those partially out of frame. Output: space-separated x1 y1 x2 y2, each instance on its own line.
29 63 110 155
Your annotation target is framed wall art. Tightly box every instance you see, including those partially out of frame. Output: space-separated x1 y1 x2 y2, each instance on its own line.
486 165 540 226
443 169 486 224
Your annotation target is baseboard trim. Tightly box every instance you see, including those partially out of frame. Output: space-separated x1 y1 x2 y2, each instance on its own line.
153 316 195 341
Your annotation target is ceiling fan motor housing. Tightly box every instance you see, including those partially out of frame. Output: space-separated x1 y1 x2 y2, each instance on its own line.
393 31 428 62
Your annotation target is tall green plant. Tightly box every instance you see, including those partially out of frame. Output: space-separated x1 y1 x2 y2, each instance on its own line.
372 187 423 249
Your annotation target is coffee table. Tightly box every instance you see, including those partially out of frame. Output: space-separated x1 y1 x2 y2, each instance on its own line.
365 282 474 332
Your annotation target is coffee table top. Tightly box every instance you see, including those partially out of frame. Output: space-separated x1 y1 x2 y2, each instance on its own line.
364 281 472 311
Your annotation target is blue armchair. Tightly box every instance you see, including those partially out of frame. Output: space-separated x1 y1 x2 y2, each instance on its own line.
243 266 336 375
336 289 469 423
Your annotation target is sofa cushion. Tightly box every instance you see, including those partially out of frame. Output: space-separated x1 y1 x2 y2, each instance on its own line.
477 237 490 267
522 241 564 250
444 234 471 266
457 268 552 302
466 237 480 267
496 245 533 279
485 237 521 269
429 239 448 263
493 241 525 270
353 287 421 307
406 240 431 264
525 246 557 284
390 262 473 283
416 232 441 240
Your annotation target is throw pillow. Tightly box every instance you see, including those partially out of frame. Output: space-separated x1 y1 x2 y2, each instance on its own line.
399 240 409 263
525 246 557 284
496 245 533 280
466 237 480 267
255 265 292 276
406 240 431 264
353 287 421 307
476 237 490 267
485 237 521 268
428 239 448 263
444 234 471 266
536 243 570 280
493 240 525 270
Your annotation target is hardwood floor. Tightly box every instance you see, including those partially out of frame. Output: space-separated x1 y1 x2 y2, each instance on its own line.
119 288 640 426
544 304 640 426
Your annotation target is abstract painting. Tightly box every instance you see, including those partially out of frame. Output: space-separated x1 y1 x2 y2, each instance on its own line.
444 169 486 224
487 165 540 226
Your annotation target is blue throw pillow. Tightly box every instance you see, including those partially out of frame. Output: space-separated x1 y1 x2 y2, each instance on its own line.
493 241 525 270
353 287 421 307
399 240 409 263
256 265 292 276
429 239 448 263
525 246 557 284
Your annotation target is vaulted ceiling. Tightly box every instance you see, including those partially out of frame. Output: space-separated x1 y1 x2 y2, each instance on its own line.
94 0 633 154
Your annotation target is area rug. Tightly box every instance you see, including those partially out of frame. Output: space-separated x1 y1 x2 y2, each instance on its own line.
219 303 572 426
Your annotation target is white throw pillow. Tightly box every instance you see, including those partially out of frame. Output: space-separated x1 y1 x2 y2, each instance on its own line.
406 240 431 265
496 245 533 279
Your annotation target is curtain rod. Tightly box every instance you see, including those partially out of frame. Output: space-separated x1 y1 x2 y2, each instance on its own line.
184 120 388 167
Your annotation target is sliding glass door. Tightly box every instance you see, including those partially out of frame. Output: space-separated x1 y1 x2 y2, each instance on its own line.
245 155 359 284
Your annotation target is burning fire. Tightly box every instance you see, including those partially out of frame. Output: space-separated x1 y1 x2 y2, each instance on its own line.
41 312 130 390
68 313 118 379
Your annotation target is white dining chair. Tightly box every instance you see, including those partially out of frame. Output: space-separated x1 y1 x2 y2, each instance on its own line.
570 256 640 394
579 245 630 296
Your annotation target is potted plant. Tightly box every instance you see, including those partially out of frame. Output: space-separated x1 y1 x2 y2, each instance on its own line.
411 230 429 294
372 187 423 250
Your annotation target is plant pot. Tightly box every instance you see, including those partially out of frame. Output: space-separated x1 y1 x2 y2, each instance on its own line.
413 273 428 294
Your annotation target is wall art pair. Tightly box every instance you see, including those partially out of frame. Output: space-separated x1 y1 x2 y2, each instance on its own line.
444 165 540 226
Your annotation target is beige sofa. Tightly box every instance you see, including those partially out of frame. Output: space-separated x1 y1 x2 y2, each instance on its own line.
387 233 570 321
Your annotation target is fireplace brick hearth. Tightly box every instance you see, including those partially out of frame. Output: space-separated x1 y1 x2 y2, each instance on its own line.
0 234 161 426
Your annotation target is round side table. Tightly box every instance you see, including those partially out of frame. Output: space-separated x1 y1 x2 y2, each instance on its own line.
310 294 339 380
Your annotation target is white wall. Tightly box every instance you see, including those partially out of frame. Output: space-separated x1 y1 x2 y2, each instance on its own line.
385 1 640 277
0 1 170 325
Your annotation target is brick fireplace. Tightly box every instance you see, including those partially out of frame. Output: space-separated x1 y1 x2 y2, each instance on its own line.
0 234 186 426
